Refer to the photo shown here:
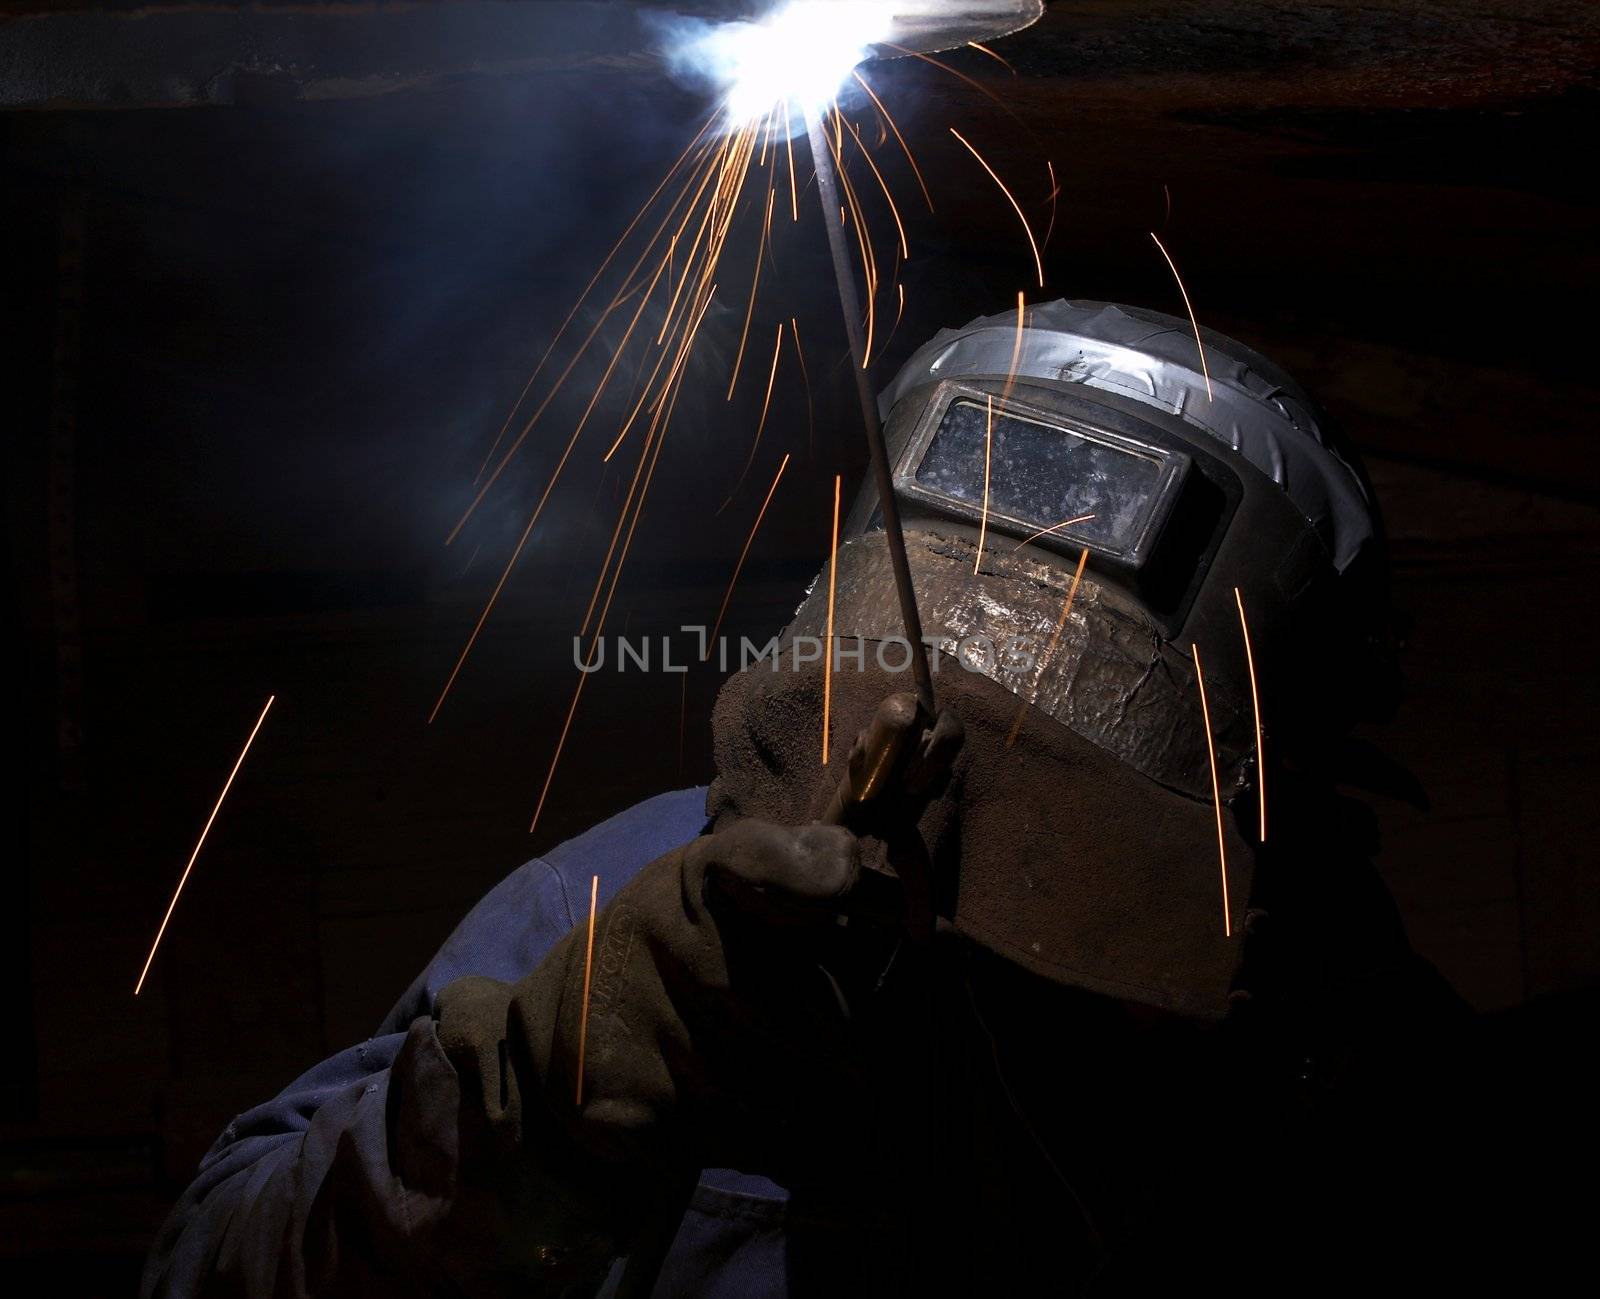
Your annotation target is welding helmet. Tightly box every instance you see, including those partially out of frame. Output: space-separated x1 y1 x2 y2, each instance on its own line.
798 299 1391 800
709 300 1394 1018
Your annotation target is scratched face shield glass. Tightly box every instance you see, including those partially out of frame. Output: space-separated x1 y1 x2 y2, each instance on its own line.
902 395 1190 569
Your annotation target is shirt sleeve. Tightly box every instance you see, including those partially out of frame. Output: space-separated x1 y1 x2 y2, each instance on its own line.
141 788 710 1299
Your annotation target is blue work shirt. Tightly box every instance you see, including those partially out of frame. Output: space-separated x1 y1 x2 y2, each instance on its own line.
142 787 820 1298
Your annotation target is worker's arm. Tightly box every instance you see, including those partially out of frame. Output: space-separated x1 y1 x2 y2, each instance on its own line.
140 790 708 1299
142 794 883 1298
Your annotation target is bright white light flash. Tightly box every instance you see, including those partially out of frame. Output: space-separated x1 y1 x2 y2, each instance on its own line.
683 1 896 126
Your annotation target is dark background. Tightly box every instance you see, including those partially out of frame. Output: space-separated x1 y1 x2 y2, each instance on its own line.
3 0 1597 1287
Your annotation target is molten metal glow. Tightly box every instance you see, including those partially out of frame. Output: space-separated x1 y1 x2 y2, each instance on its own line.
690 2 895 127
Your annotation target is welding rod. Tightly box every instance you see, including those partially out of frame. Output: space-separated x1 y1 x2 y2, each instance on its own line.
804 109 936 718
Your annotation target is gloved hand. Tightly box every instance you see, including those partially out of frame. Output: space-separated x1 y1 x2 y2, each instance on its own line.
418 817 897 1283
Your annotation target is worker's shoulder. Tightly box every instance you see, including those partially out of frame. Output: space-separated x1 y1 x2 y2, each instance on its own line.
539 785 712 900
378 788 709 1031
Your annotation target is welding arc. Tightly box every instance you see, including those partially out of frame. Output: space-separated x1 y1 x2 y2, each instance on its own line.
134 694 276 996
805 109 935 717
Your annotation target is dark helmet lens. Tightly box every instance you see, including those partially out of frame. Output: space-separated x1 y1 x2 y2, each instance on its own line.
908 394 1186 564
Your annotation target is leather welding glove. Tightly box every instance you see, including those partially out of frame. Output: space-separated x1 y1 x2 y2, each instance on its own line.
403 818 893 1288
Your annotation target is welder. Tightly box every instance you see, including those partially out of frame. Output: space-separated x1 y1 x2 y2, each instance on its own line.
143 301 1470 1297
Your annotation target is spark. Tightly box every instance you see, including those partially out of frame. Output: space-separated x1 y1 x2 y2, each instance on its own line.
429 252 673 723
727 186 777 399
605 329 678 461
448 16 1069 825
755 321 786 453
882 281 908 353
575 873 599 1105
784 100 800 219
656 153 729 342
851 70 933 211
1235 586 1266 842
474 119 716 482
134 694 275 996
966 41 1017 75
449 289 638 545
1002 289 1027 401
533 302 701 833
974 395 994 574
585 404 673 641
1006 549 1088 748
460 136 725 526
763 183 780 276
721 322 786 509
1011 513 1096 551
841 114 909 260
890 42 994 103
791 316 814 456
654 284 724 423
823 473 842 765
759 103 776 165
950 128 1044 288
608 226 729 463
825 108 880 363
1043 159 1060 249
889 43 1037 137
1192 643 1232 937
707 453 793 657
584 289 720 639
568 256 674 446
1148 231 1213 401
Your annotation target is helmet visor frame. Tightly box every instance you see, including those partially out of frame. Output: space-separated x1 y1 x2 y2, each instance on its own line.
855 376 1253 639
894 379 1194 573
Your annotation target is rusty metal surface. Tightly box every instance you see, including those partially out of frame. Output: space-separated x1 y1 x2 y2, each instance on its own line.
783 529 1253 800
4 0 1594 112
0 1 1044 109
